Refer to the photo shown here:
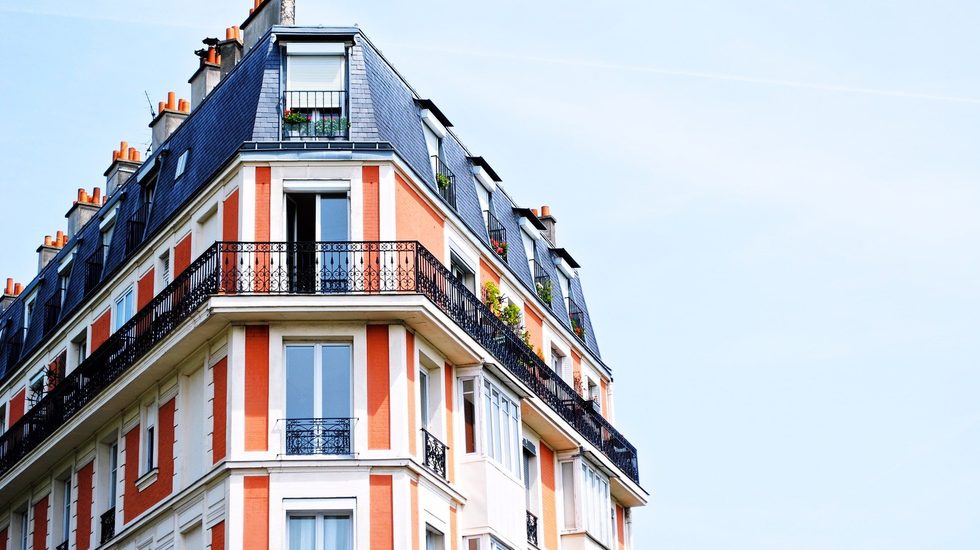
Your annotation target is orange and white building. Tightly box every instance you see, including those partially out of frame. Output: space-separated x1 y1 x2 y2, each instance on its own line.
0 2 647 549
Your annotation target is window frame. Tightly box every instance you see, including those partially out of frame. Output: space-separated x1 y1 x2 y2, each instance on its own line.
285 510 354 550
113 286 135 331
284 342 354 421
174 149 190 180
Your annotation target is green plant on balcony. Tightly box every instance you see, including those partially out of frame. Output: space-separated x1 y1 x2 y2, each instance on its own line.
484 281 504 317
535 279 553 304
570 316 586 341
436 172 452 190
314 117 349 136
501 302 523 332
283 110 310 124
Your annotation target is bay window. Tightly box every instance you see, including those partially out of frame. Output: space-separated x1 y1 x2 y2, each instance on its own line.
560 457 613 545
460 374 522 479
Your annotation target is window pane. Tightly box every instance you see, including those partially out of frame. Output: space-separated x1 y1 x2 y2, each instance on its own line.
321 345 351 418
286 346 316 419
319 195 349 241
419 370 429 428
562 462 575 529
288 516 316 550
463 380 476 453
323 516 352 550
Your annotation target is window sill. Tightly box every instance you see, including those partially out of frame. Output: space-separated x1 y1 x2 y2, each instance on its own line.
135 467 159 491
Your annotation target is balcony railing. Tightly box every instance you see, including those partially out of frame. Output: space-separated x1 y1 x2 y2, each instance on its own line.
126 202 151 254
431 156 457 211
284 418 352 456
0 241 639 485
527 511 539 546
85 248 104 296
568 298 586 342
44 295 62 335
282 91 349 140
421 428 448 479
100 508 115 545
532 259 552 306
485 211 508 262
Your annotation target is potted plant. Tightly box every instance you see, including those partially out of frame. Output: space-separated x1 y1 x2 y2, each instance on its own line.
570 316 585 340
490 239 508 258
283 110 311 136
535 279 553 304
436 172 452 190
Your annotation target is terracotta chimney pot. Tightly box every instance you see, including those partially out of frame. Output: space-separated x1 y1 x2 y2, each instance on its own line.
541 205 551 217
167 91 177 110
5 278 13 295
14 283 23 295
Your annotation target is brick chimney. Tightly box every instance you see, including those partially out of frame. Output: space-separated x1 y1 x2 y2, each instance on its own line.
66 187 102 239
150 92 190 150
105 141 143 196
189 44 222 110
539 205 557 244
37 231 67 273
1 278 18 311
242 0 296 54
218 26 244 80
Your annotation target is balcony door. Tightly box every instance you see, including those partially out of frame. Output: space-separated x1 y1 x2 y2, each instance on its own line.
285 344 353 455
285 192 349 293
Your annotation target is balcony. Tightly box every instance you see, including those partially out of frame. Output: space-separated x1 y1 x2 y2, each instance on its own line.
284 418 352 456
431 156 457 211
43 295 62 335
282 91 349 140
100 508 115 545
84 248 104 296
421 428 448 479
126 202 151 254
485 211 508 262
527 511 539 546
0 241 639 485
568 298 586 342
532 259 552 306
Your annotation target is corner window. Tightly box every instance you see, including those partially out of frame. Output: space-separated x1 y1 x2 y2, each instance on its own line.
288 513 352 550
113 287 135 331
561 458 612 544
174 149 189 179
462 379 477 454
480 376 522 478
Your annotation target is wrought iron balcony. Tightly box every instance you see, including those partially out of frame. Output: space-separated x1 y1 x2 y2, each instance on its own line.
485 211 508 262
422 428 448 479
44 295 62 335
126 202 151 254
527 511 539 546
532 259 552 306
100 508 116 545
84 248 104 296
282 91 349 140
0 241 639 485
431 155 457 211
568 298 586 342
284 418 352 456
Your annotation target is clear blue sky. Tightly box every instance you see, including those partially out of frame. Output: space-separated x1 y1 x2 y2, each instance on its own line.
2 1 979 547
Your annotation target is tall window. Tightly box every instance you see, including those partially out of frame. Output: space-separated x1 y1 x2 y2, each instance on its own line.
450 253 475 293
462 379 476 454
550 347 565 380
18 510 28 550
582 460 612 544
557 271 570 310
59 477 72 546
288 513 352 550
482 377 522 478
101 223 115 263
107 442 118 507
0 403 6 433
59 262 73 307
284 44 348 139
425 526 445 550
160 250 171 287
24 293 36 333
286 344 352 420
142 403 157 474
71 330 88 371
114 287 135 331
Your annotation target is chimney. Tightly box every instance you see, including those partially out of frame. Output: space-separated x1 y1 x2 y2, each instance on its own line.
149 91 190 150
104 141 142 196
242 0 295 54
539 205 557 244
189 44 222 109
37 231 65 273
66 187 103 239
218 26 244 80
0 278 17 311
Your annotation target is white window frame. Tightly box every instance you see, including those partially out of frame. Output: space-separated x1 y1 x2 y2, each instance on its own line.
140 401 159 476
283 342 354 421
174 149 190 180
480 375 522 479
113 286 135 331
284 503 354 550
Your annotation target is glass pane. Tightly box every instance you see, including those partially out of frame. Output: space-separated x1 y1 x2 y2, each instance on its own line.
463 380 476 453
288 516 316 550
320 195 349 241
419 370 429 428
323 516 352 550
321 345 351 418
286 346 316 419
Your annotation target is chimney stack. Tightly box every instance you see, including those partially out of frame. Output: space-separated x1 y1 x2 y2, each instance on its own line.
0 278 17 311
66 187 103 239
218 26 244 80
539 205 557 244
190 44 222 110
105 141 142 196
149 91 190 150
37 231 66 273
242 0 295 54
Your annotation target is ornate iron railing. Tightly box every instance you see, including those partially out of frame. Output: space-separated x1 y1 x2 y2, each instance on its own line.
422 428 448 479
100 508 116 544
85 248 104 296
532 259 552 306
285 418 352 456
282 91 349 140
485 211 508 262
568 298 586 342
0 241 639 485
126 202 152 254
527 511 539 546
431 155 457 211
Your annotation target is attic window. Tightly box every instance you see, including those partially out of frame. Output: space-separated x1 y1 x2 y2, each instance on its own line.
175 150 189 179
283 43 349 139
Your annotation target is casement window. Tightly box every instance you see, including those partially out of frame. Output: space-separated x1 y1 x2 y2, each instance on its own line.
284 43 348 139
550 347 565 380
101 223 115 263
24 292 36 332
287 513 352 550
419 368 431 429
462 379 477 453
556 271 570 309
461 375 523 477
17 509 29 550
285 344 353 455
197 205 219 252
450 253 476 293
588 379 601 412
522 231 535 265
174 149 189 180
425 526 445 550
57 476 72 547
113 287 135 331
70 330 87 371
58 261 73 307
106 442 119 507
141 403 158 474
561 457 613 545
0 403 6 433
490 538 512 550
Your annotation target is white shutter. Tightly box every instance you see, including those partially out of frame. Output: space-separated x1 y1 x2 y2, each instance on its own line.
286 55 345 108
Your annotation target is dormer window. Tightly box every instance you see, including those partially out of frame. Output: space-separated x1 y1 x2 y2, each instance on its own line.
283 42 348 140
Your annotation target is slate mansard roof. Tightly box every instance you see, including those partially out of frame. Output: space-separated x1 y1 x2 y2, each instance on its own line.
0 27 604 383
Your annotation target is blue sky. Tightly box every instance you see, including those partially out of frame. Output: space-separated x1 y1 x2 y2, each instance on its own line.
2 1 979 547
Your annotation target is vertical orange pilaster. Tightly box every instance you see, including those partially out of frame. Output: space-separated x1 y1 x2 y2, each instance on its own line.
212 357 228 463
211 520 226 550
243 476 269 550
367 326 391 450
369 475 393 550
540 444 558 550
407 331 417 456
410 479 420 550
76 462 94 550
616 505 626 550
244 326 270 452
444 363 455 482
254 167 271 293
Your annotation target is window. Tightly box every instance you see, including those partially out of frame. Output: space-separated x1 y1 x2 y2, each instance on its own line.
284 45 348 139
588 379 601 412
114 287 135 331
557 271 570 309
425 526 445 550
561 462 576 530
419 368 430 429
24 293 36 332
18 509 29 550
58 476 72 546
523 442 538 511
288 513 352 550
462 379 476 454
71 330 87 371
160 250 171 287
174 149 189 179
550 347 565 379
522 231 535 265
581 460 612 544
0 403 6 433
101 223 115 263
28 369 45 407
449 253 475 293
59 262 73 307
490 538 512 550
107 442 119 506
483 377 521 477
285 344 352 420
197 206 219 252
476 187 491 226
142 404 158 474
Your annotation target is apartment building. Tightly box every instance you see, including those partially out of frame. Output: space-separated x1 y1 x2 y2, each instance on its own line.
0 1 647 549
